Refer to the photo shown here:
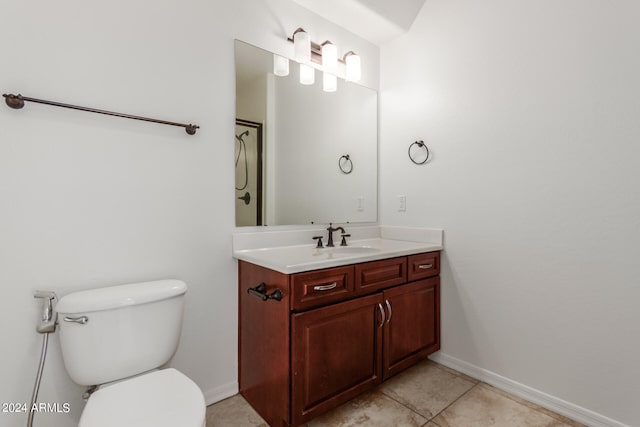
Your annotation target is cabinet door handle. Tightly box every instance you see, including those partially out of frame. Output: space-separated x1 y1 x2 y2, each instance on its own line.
385 299 392 324
377 303 386 328
313 282 337 291
418 264 433 269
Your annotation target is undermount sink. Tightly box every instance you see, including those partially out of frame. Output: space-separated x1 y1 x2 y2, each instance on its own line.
324 246 381 255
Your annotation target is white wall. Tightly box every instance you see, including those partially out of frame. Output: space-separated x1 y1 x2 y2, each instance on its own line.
380 1 640 425
0 1 377 426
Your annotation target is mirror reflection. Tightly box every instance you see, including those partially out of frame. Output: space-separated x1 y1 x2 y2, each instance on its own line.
235 40 378 226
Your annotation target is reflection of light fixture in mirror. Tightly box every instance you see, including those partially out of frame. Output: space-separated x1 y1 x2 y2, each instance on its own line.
323 72 337 92
293 28 311 62
273 54 289 76
344 51 362 82
321 41 337 74
300 63 315 85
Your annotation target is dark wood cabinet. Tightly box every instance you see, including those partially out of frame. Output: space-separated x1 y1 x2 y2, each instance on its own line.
355 257 407 294
291 265 354 311
239 251 441 426
291 293 383 425
382 277 440 379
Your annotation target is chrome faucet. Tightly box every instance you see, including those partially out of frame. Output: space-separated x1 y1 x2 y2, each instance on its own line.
326 223 346 247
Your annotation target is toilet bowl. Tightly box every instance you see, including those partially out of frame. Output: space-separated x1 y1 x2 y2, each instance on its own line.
55 280 205 427
79 369 205 427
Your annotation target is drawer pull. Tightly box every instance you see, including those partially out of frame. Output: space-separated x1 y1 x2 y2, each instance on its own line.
377 303 386 328
313 282 338 291
418 264 433 269
247 282 283 302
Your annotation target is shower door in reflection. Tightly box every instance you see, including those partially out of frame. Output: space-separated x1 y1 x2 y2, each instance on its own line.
235 119 263 226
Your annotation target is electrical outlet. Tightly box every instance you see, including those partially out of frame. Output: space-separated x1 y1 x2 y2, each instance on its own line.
357 196 364 211
398 195 406 212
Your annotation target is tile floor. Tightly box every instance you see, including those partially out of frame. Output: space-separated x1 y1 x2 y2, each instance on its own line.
206 359 584 427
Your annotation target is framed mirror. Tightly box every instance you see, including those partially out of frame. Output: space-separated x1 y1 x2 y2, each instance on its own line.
235 40 378 226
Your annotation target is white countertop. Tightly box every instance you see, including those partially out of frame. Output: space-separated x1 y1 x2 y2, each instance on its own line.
233 237 443 274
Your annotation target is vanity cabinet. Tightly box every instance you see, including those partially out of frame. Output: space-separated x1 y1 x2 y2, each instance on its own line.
238 251 440 426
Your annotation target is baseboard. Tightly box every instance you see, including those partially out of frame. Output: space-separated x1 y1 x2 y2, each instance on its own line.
430 353 629 427
203 381 239 406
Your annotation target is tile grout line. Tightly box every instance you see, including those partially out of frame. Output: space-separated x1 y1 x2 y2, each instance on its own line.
378 389 433 424
377 360 481 424
423 361 483 423
378 380 480 424
429 361 583 426
426 382 480 423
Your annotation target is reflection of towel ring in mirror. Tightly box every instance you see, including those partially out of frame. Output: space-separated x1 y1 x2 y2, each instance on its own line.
339 154 353 174
408 140 430 165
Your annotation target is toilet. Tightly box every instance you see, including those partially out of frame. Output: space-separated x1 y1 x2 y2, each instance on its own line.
55 280 206 427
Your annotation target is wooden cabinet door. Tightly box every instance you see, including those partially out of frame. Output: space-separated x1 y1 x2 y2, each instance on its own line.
382 277 440 379
291 293 384 425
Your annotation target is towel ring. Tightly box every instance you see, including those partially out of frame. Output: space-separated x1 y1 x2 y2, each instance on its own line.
339 154 353 174
408 140 430 165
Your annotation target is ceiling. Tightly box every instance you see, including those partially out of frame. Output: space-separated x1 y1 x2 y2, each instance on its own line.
292 0 425 45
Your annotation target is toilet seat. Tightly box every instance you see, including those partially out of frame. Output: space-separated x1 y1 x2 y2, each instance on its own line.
79 368 205 427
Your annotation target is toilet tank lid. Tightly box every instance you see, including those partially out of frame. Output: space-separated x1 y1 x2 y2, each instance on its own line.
56 280 187 314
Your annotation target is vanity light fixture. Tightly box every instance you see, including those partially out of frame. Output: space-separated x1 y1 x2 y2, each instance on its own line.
273 54 289 77
344 51 362 82
287 28 363 88
321 41 338 74
293 28 311 63
300 63 315 85
321 42 338 92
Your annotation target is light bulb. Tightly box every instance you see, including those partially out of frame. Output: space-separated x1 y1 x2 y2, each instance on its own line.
345 52 361 82
293 28 311 63
323 72 337 92
321 41 338 74
300 63 315 85
273 54 289 77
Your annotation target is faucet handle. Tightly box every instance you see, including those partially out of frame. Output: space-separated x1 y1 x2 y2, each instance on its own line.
312 236 324 248
340 234 351 246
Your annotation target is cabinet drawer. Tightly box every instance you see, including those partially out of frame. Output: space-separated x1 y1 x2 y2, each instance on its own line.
355 257 407 294
291 266 355 311
407 252 440 281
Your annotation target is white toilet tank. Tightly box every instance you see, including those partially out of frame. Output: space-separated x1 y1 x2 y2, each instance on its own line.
56 280 187 386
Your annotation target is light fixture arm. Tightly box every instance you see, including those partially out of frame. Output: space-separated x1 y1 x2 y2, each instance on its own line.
343 51 356 60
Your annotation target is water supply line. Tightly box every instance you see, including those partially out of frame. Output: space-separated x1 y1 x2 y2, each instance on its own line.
29 291 57 427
